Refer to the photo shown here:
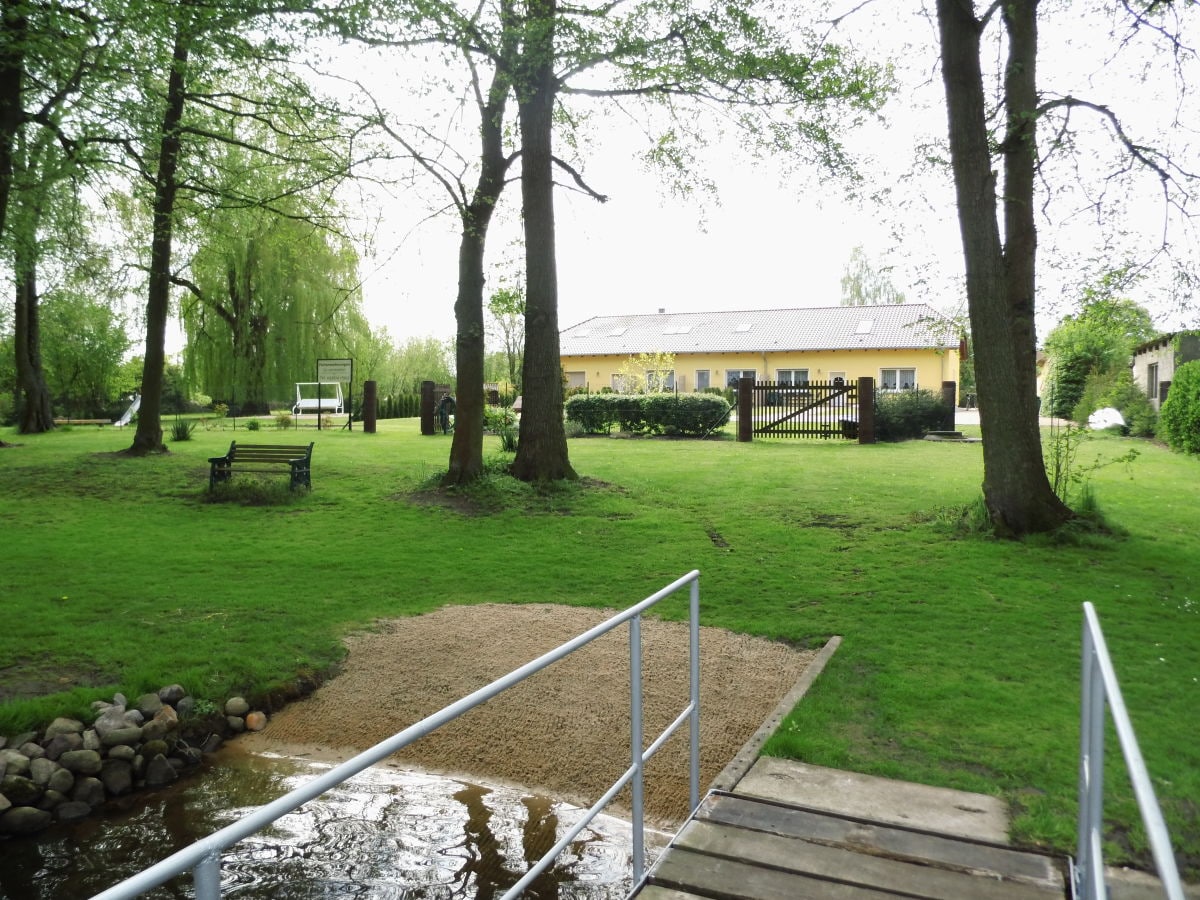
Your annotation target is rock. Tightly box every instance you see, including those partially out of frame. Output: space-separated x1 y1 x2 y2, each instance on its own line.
92 707 129 737
9 732 37 749
225 697 250 717
107 744 136 762
135 693 164 719
29 757 59 787
0 793 9 814
175 696 195 719
72 776 106 808
91 700 112 712
0 749 31 776
99 759 133 796
82 729 101 751
244 711 267 732
123 709 145 726
2 774 42 805
225 716 245 734
140 739 169 759
56 800 91 823
112 693 127 708
58 750 103 776
43 732 84 761
141 719 169 742
43 717 85 740
153 705 179 730
38 789 66 811
100 726 144 749
200 734 223 754
20 742 45 759
48 767 74 794
144 754 177 788
174 746 203 767
0 805 52 835
0 735 6 749
159 684 186 705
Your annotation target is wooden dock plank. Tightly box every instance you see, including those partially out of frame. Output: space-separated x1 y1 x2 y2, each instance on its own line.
672 818 1062 900
649 847 910 900
698 792 1065 890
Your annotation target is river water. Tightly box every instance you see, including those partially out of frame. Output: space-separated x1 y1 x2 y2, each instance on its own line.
0 748 667 899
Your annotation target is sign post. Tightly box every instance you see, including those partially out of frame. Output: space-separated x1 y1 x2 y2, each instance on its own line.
317 358 354 431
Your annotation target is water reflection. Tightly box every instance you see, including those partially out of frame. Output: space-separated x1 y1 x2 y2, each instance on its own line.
0 750 662 900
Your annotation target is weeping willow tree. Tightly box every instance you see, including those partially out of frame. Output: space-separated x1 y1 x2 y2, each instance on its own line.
180 202 366 413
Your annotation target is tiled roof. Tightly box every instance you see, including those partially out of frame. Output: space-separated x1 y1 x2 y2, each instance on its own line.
560 304 959 356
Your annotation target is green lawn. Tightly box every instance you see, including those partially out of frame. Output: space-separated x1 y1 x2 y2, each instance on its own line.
1 418 1196 877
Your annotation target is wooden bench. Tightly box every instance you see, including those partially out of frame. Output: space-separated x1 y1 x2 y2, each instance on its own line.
54 418 110 426
208 442 314 491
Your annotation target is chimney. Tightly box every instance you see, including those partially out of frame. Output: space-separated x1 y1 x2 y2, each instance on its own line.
657 308 666 314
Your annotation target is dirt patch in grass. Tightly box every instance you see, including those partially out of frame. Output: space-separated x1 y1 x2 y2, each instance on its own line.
0 657 119 704
237 603 817 826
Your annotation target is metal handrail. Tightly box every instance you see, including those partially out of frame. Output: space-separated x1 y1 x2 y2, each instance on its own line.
1076 602 1184 900
91 570 702 900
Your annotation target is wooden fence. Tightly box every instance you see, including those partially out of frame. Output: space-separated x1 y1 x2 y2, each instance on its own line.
737 377 876 443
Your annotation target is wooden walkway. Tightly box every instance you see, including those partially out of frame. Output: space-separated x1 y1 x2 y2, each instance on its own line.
633 785 1068 900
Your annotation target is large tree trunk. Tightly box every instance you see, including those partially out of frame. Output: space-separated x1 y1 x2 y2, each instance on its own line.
936 0 1070 536
130 26 188 455
444 56 513 486
0 0 25 244
14 242 54 432
511 0 576 483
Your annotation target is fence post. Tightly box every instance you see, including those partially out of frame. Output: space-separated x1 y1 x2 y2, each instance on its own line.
363 380 378 434
420 380 436 436
942 381 957 431
857 377 875 444
737 377 753 442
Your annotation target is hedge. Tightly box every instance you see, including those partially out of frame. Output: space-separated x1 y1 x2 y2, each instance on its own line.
1158 359 1200 454
565 393 731 437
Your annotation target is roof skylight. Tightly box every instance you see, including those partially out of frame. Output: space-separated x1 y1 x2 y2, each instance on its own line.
734 323 752 333
856 320 875 335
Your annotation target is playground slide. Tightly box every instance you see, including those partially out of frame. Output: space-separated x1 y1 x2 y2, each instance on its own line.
113 394 141 427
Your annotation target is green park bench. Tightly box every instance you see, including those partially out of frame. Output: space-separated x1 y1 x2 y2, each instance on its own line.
208 441 314 491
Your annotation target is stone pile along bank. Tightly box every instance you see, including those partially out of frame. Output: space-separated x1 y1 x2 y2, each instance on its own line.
0 684 268 836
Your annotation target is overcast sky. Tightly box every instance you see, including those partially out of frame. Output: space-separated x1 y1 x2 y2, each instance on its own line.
164 3 1197 354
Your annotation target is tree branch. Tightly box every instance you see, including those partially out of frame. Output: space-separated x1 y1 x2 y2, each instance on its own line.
552 156 608 202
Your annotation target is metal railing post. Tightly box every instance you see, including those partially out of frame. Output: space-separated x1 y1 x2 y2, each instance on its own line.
689 576 701 813
630 613 645 883
1078 619 1107 899
193 852 221 900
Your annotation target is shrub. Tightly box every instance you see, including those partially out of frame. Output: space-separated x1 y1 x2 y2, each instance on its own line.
1158 360 1200 454
211 402 228 419
1102 370 1157 438
169 418 196 442
274 412 293 430
564 393 730 437
874 389 950 441
1071 369 1119 425
244 418 261 432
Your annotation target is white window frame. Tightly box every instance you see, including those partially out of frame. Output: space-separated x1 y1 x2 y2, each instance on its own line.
726 369 756 387
881 368 917 391
695 370 710 391
776 369 809 386
646 369 676 392
1147 363 1159 400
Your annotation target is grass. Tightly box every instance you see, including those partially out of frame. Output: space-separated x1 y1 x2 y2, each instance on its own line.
0 418 1197 877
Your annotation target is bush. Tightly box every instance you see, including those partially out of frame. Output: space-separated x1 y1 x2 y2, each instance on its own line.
874 389 951 441
274 411 293 430
564 393 730 436
1102 370 1157 438
244 418 261 432
1158 360 1200 453
1071 369 1118 425
169 418 196 442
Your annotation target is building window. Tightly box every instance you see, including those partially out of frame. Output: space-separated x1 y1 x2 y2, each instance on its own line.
695 370 710 391
565 371 586 390
726 369 756 387
1147 363 1159 400
881 368 916 391
612 374 628 393
777 369 809 385
646 369 675 392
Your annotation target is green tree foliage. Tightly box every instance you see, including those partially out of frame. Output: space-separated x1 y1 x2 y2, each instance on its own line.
1158 360 1200 454
1042 281 1156 419
180 200 366 414
616 351 677 394
39 290 130 418
487 284 524 392
840 246 906 306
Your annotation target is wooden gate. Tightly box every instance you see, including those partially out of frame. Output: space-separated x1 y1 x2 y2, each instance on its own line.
737 377 875 442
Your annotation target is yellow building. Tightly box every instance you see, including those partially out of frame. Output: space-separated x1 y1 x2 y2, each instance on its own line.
560 304 962 394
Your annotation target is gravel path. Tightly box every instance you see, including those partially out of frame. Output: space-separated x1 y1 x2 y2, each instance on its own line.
237 603 816 825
